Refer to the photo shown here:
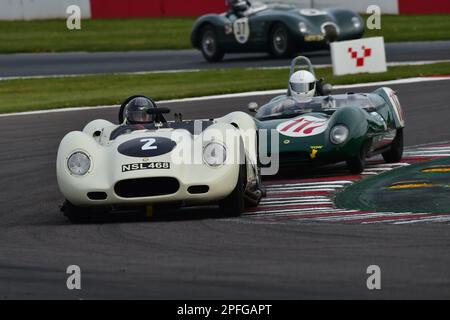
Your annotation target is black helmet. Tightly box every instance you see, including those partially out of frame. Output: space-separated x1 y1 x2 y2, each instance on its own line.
124 97 156 124
232 0 249 12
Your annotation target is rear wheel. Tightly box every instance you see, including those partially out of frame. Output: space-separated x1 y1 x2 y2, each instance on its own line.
269 23 294 58
219 165 246 217
346 142 369 174
200 26 225 62
382 129 404 163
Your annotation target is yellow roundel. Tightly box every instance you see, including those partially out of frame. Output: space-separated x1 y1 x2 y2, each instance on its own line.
283 139 291 144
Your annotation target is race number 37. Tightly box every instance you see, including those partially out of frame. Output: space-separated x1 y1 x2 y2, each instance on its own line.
233 18 250 44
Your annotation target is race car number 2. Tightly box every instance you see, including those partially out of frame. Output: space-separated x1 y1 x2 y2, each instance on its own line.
122 162 170 172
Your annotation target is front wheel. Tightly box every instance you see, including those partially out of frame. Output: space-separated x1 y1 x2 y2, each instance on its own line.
219 165 246 217
346 142 369 174
382 129 404 163
61 200 92 224
200 26 225 62
269 23 294 58
62 200 109 224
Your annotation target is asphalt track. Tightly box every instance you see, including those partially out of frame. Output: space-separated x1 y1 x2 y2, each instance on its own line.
0 80 450 299
1 40 450 78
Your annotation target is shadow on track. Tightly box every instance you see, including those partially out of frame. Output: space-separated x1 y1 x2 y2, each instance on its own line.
59 205 228 225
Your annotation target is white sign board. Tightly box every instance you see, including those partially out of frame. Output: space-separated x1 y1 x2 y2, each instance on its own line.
330 37 387 76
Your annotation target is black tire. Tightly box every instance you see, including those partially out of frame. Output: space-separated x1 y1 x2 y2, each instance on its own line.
200 25 225 62
219 165 246 217
346 142 369 174
61 200 111 224
61 200 99 224
382 129 404 163
269 23 294 58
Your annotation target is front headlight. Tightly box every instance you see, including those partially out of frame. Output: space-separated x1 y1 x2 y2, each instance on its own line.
330 125 349 145
299 22 308 33
352 16 362 29
203 142 227 167
67 151 91 176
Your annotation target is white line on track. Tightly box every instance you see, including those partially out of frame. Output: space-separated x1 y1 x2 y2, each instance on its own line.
266 185 347 191
259 199 333 205
266 188 337 193
1 76 450 118
266 180 354 187
393 216 450 224
245 207 341 216
2 59 448 82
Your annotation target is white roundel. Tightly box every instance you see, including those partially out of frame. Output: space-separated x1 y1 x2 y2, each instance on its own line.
233 18 250 44
299 9 327 16
277 116 329 137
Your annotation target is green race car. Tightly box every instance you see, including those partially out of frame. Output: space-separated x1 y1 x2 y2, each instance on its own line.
191 0 364 62
251 57 405 174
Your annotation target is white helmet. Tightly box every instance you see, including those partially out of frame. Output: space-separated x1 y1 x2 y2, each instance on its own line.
289 70 316 99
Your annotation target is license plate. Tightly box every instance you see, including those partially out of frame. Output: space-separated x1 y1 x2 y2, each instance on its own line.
122 162 170 172
304 35 324 42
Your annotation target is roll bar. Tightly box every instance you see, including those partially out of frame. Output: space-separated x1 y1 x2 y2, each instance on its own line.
287 56 316 96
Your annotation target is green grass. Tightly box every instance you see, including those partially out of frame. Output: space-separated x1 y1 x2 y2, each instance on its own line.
363 14 450 42
1 62 450 114
0 18 194 53
0 14 449 53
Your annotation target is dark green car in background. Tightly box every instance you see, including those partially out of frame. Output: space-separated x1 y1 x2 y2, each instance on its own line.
191 0 364 61
250 58 405 174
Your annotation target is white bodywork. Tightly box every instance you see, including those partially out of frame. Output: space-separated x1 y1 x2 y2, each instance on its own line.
56 111 259 207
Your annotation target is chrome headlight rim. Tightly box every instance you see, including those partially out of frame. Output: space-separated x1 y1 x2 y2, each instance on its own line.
330 124 349 145
67 150 92 176
202 142 227 167
352 16 362 29
298 21 308 34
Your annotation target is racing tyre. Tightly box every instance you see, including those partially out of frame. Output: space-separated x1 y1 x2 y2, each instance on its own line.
61 200 93 224
269 23 294 58
382 129 404 163
200 25 225 62
346 142 369 174
219 165 246 217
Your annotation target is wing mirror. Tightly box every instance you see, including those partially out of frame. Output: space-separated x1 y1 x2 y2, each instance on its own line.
322 83 333 96
248 102 259 112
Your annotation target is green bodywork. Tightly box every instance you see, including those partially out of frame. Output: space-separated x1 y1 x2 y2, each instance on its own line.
255 88 404 166
191 2 364 54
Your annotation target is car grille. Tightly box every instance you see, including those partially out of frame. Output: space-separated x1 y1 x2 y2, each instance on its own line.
322 23 339 43
114 177 180 198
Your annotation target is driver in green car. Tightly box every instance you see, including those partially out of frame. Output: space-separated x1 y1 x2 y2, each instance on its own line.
227 0 251 17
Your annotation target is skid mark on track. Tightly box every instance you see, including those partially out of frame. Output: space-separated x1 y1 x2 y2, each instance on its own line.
243 143 450 225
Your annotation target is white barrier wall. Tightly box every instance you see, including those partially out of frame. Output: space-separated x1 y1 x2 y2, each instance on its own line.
0 0 91 20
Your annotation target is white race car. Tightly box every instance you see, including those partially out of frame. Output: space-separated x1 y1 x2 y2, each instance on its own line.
57 95 264 223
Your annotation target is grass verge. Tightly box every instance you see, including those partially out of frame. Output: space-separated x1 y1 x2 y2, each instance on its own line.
0 15 449 53
363 14 450 42
1 62 449 114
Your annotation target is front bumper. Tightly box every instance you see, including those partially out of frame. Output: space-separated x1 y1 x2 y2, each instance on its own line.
57 163 239 207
